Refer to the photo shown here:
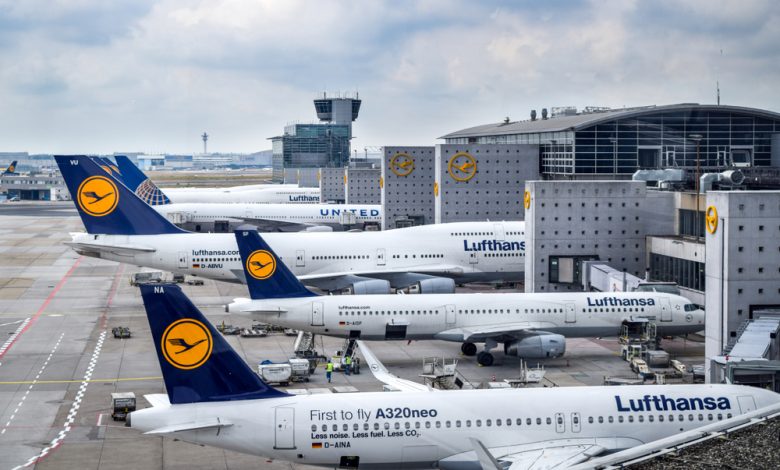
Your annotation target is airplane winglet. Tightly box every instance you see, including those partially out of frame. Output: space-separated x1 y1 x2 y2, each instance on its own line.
469 438 503 470
356 340 433 393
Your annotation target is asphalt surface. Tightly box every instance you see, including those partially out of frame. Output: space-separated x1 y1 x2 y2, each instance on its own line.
0 204 707 469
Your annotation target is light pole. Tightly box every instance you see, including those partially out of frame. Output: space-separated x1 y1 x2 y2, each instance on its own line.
689 134 703 241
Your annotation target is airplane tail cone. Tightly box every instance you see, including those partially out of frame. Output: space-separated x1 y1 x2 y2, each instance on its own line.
139 283 288 404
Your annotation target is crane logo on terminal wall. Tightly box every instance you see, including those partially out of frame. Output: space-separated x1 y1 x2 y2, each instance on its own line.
390 153 415 177
162 319 213 370
706 206 718 234
447 152 477 182
524 190 531 209
246 250 277 280
77 176 119 217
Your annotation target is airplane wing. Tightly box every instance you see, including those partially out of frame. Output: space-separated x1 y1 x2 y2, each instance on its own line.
356 340 433 393
466 439 606 470
434 322 558 343
144 417 233 435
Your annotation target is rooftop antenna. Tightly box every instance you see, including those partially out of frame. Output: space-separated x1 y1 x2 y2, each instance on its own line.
202 132 208 154
716 48 723 105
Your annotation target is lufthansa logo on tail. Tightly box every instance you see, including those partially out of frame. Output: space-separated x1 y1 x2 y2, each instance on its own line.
246 250 276 280
161 319 213 370
77 176 118 217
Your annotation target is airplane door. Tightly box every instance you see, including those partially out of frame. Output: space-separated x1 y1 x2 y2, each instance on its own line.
564 302 576 323
177 251 188 269
555 412 565 433
296 250 305 267
311 302 324 326
377 248 386 266
660 297 672 322
274 407 296 449
493 223 505 241
468 252 478 265
245 209 253 220
571 412 581 433
737 395 757 413
402 445 438 469
445 305 456 327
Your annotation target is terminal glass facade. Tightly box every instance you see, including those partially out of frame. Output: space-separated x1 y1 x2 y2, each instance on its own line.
445 107 780 176
271 124 351 181
650 253 705 292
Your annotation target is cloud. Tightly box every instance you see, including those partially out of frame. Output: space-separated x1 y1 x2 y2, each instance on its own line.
0 0 777 153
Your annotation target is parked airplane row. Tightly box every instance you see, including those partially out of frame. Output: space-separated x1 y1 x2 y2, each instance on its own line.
56 155 526 294
228 229 704 365
109 156 321 204
129 283 779 469
102 156 379 232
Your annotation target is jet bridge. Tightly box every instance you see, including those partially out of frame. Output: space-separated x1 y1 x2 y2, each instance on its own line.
582 261 679 295
712 310 780 391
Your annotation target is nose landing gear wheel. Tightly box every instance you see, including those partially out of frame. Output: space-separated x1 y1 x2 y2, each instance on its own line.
476 351 494 367
461 342 477 356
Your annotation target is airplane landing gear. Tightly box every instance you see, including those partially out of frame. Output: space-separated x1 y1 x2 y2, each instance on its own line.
476 351 494 367
461 342 477 356
476 338 497 366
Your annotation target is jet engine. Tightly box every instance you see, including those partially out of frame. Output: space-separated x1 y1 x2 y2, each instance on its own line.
339 279 392 295
403 277 456 294
504 333 566 359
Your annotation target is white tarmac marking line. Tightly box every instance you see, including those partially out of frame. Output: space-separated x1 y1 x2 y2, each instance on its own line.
0 333 64 439
0 318 31 366
0 319 25 328
14 330 106 470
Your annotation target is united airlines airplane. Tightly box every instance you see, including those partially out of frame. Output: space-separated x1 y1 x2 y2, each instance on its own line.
55 156 525 293
104 156 377 231
130 283 779 469
228 229 704 366
113 155 321 204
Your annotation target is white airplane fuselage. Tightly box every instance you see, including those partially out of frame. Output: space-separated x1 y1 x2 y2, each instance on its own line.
228 291 704 341
161 186 321 204
69 221 526 285
129 384 778 469
153 202 381 228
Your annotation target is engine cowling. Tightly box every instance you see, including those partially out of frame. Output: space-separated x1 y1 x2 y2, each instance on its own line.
339 279 391 295
404 277 456 294
504 333 566 359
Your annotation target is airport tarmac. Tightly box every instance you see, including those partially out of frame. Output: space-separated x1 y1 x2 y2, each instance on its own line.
0 203 705 469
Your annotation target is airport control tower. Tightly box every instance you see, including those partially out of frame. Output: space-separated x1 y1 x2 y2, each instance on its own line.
313 92 361 138
270 92 362 182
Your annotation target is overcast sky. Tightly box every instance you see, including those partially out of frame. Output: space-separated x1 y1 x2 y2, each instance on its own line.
1 0 778 155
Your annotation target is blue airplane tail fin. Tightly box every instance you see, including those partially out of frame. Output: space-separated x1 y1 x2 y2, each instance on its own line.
90 157 125 185
2 160 17 175
235 229 317 299
54 155 184 235
139 283 288 404
115 155 171 205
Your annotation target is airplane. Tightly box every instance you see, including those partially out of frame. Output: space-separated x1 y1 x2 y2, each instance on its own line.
227 229 704 366
1 160 18 175
55 155 525 294
108 155 377 231
129 282 780 469
113 155 321 204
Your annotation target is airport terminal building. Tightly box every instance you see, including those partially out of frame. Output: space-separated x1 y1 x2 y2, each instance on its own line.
441 104 780 177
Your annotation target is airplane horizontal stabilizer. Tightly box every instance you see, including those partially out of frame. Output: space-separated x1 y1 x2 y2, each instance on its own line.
145 417 233 435
143 394 170 408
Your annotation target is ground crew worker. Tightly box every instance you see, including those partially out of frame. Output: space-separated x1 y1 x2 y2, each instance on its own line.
326 360 334 383
345 355 352 376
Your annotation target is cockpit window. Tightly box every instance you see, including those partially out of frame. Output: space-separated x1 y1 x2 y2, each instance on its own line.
684 304 699 312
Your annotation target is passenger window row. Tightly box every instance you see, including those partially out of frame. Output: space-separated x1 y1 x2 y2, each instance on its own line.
587 412 732 424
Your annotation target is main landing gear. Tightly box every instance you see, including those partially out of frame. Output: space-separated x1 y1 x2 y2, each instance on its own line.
461 340 496 366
